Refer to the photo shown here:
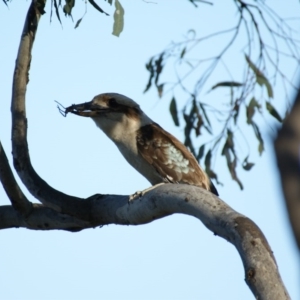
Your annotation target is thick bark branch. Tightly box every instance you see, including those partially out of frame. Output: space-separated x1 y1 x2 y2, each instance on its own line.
0 204 90 231
3 1 291 299
0 141 33 215
275 88 300 251
11 0 90 220
0 184 291 299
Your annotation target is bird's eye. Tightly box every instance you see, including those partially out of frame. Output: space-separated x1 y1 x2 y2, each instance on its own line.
109 98 118 108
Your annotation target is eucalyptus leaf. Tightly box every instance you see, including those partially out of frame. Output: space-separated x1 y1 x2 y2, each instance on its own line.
245 55 273 98
266 101 282 122
112 0 124 37
88 0 109 15
169 97 180 126
211 81 243 90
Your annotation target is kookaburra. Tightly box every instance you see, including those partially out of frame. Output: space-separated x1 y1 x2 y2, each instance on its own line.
63 93 218 196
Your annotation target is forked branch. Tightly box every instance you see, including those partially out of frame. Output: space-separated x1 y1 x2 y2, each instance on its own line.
0 1 290 299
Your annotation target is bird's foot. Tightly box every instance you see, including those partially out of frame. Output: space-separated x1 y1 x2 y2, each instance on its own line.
128 191 144 202
128 183 165 202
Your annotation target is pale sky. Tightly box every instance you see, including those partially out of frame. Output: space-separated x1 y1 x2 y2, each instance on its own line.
0 1 299 299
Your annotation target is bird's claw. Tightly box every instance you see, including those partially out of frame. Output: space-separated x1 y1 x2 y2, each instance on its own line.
128 191 144 202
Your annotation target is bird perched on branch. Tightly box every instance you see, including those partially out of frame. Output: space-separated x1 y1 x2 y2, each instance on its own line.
62 93 218 196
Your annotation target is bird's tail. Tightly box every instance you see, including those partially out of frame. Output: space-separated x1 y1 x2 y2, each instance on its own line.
209 180 219 196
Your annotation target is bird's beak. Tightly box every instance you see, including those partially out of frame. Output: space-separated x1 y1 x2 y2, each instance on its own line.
64 101 109 117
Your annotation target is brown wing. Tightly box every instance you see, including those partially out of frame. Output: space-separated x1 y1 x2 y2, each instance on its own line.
136 123 216 194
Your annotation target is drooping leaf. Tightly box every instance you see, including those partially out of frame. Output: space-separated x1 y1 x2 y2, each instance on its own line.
245 55 273 98
246 97 260 124
183 113 196 157
265 101 282 122
157 84 164 98
251 122 264 155
257 76 273 98
2 0 8 7
144 53 165 93
63 0 75 16
112 0 124 37
227 129 234 147
74 17 83 28
204 149 212 171
210 81 243 91
192 100 203 136
53 0 62 25
196 144 205 161
242 156 255 171
143 57 154 93
230 157 243 190
180 47 186 59
221 132 243 190
88 0 109 15
183 113 193 141
194 114 203 136
154 53 164 85
204 149 219 181
233 101 240 125
199 103 211 127
169 97 180 127
245 55 262 76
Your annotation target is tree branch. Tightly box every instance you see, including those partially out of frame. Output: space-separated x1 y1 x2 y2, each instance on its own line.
0 141 33 215
275 87 300 251
4 1 291 299
11 0 89 220
0 184 291 298
0 204 90 231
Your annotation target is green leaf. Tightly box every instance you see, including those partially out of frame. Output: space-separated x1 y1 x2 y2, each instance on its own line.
183 110 196 157
157 84 164 98
233 102 240 125
74 17 83 29
242 156 255 171
204 150 219 182
63 0 75 16
154 53 164 85
245 55 273 98
251 122 264 155
265 101 282 122
143 57 154 93
53 0 62 25
112 0 124 37
211 81 243 90
88 0 109 15
246 97 260 124
197 144 205 161
169 97 180 127
257 76 273 98
180 47 186 59
221 141 243 190
199 103 211 127
204 149 212 170
191 100 203 136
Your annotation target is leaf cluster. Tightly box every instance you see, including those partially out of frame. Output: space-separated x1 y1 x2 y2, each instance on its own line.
46 0 124 36
143 0 299 189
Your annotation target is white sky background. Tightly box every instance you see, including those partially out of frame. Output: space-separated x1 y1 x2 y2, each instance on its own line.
0 1 299 299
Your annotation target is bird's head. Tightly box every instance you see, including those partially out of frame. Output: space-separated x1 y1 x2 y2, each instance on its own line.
64 93 152 141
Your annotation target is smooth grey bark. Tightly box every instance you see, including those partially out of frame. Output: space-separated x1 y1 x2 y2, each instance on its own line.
0 1 291 299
